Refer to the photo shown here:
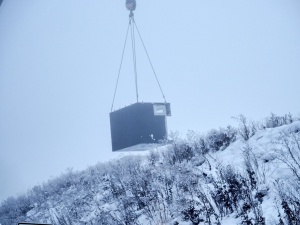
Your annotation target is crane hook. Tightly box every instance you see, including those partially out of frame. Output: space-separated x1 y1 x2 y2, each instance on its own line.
126 0 136 17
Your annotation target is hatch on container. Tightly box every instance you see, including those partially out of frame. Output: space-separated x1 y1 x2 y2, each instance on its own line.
110 102 171 151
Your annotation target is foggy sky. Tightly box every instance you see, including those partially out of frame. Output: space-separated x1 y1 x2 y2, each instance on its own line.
1 0 300 202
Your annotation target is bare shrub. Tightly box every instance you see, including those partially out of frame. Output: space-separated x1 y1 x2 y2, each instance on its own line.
273 131 300 224
265 113 295 128
233 114 254 141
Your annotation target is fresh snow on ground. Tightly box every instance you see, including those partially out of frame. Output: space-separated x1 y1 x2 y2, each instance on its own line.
1 119 300 225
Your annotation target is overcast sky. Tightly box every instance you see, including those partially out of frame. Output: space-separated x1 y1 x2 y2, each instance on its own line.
1 0 299 202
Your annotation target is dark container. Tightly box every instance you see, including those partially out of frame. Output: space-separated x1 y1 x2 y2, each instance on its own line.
110 102 171 151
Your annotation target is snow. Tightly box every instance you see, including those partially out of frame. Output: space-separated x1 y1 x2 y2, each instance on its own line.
113 143 171 152
221 215 241 225
211 121 300 224
1 121 300 224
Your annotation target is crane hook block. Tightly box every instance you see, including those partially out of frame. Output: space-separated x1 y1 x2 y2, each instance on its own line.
126 0 136 11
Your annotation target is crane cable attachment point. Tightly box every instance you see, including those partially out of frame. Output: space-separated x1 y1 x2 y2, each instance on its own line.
111 0 167 112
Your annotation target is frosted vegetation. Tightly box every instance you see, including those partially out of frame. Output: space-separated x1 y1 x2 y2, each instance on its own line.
1 113 300 225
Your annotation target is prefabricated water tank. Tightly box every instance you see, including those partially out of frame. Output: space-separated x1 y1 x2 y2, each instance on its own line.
110 102 171 151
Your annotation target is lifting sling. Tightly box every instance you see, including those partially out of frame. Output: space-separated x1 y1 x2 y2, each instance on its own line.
111 0 167 112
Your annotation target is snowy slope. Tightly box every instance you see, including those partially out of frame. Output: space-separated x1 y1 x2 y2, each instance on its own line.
1 119 300 225
209 121 300 224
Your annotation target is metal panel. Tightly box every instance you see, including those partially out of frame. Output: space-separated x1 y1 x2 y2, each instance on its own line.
110 102 171 151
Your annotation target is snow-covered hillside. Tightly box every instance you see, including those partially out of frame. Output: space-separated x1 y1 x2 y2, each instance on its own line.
1 114 300 225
